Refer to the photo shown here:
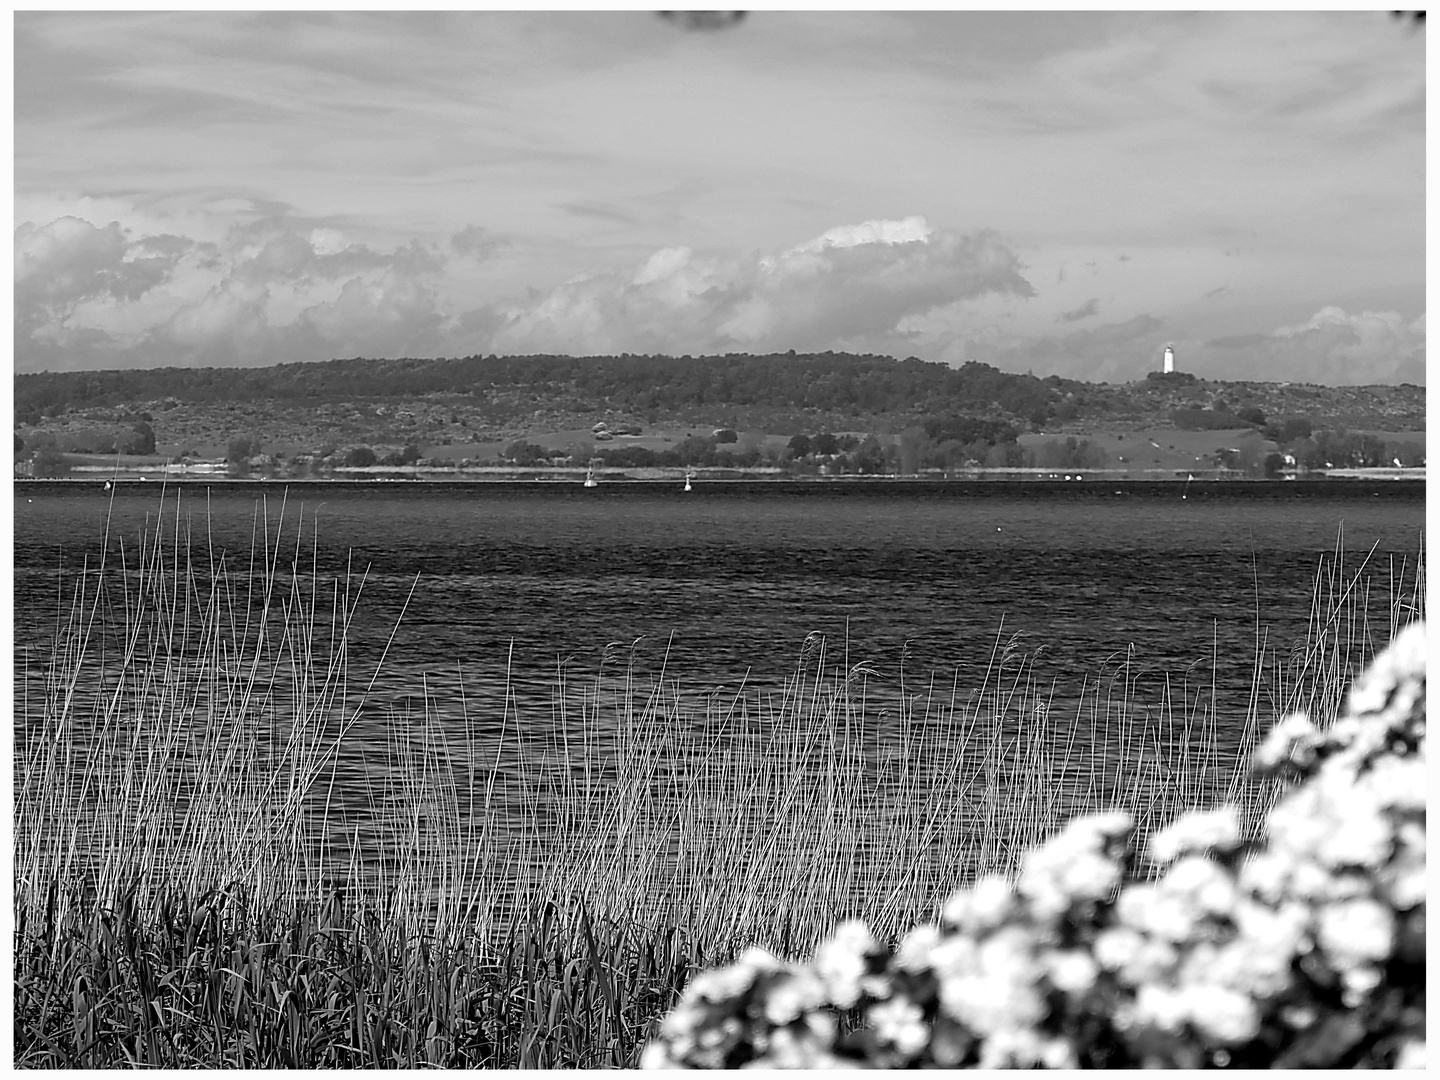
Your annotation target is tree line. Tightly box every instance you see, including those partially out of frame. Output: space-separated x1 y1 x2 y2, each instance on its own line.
14 353 1066 427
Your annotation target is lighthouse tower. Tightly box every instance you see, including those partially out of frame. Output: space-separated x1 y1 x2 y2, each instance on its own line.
1163 343 1176 374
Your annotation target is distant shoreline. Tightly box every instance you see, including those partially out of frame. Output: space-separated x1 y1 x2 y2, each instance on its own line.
16 473 1425 492
19 462 1428 484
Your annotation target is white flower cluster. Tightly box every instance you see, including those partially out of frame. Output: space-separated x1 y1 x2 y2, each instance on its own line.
643 622 1426 1069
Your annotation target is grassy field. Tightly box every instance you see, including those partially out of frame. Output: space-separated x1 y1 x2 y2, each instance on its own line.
12 505 1425 1067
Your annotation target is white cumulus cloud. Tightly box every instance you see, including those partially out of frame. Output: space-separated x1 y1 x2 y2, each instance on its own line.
487 218 1033 357
1203 305 1425 384
787 214 933 254
13 213 455 371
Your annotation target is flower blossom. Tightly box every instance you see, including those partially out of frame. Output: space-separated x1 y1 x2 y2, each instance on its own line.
1148 806 1241 864
642 622 1426 1071
812 920 883 1009
868 994 929 1057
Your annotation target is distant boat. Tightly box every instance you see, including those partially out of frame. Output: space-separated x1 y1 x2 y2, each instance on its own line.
103 480 112 491
684 468 694 492
584 461 598 488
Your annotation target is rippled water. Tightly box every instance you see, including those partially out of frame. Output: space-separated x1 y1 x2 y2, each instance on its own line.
13 478 1425 913
15 479 1423 700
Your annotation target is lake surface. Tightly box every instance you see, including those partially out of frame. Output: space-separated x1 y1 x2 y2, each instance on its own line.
12 478 1426 930
15 479 1424 702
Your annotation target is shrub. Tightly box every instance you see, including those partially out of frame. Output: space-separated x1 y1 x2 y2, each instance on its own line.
642 624 1427 1069
1171 407 1249 431
504 439 548 465
127 421 157 455
31 445 70 478
227 436 257 462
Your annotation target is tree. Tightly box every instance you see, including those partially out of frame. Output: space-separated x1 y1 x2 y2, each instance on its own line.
1278 417 1313 444
852 434 887 474
1291 436 1325 471
897 426 930 474
671 435 715 466
1217 438 1264 476
1386 439 1425 467
714 428 738 443
126 421 156 456
32 446 70 478
345 446 377 467
401 442 422 464
226 437 255 476
787 433 812 459
812 432 839 456
503 440 547 465
985 441 1027 468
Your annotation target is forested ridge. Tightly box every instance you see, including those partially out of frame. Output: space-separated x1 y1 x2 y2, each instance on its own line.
15 353 1066 422
13 352 1424 434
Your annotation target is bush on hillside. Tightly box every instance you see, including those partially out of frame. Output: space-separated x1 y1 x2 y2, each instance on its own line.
1171 407 1252 431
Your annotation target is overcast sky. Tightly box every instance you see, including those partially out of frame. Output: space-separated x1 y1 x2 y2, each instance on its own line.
13 10 1426 384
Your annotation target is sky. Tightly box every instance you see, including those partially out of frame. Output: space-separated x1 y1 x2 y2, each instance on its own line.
12 9 1428 384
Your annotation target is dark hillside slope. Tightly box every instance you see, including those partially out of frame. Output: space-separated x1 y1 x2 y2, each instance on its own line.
14 353 1425 449
15 353 1062 424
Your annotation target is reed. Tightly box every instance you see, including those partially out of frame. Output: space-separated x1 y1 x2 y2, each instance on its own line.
12 492 1423 1067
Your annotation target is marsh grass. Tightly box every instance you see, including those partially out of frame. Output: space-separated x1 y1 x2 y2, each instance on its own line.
12 492 1423 1067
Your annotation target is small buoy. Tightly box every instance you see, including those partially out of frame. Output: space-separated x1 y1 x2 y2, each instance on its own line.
996 527 1002 532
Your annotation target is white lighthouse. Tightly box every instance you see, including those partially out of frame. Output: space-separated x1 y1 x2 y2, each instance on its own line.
1163 343 1176 374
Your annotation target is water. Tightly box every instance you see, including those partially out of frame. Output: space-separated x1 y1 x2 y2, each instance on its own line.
12 479 1425 929
15 479 1423 699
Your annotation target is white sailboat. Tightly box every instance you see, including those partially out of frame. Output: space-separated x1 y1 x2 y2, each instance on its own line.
684 467 694 492
584 459 598 488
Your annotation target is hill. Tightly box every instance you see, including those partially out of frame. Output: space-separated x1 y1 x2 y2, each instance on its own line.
13 353 1425 476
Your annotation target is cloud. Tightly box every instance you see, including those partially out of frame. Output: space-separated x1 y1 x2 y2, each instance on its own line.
16 209 1420 388
942 313 1166 381
940 305 1426 384
1056 298 1100 323
784 214 932 254
15 212 1036 371
1196 305 1425 384
16 216 185 309
450 224 500 259
1204 332 1268 349
14 213 452 371
488 217 1034 356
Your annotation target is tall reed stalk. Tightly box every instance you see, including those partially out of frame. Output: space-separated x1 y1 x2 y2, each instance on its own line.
12 491 1423 1067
